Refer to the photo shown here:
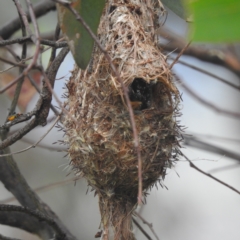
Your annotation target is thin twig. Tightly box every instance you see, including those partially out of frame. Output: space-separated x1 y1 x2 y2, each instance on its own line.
40 38 67 48
176 76 240 118
208 163 240 174
134 212 160 240
0 47 68 150
53 0 143 205
20 136 66 151
8 0 28 119
183 154 240 195
0 0 56 39
169 41 191 69
0 177 76 204
0 35 30 46
133 218 153 240
14 0 32 36
41 47 70 117
159 28 240 78
171 57 240 91
183 134 240 162
0 38 65 94
0 115 60 157
0 56 27 68
27 73 59 115
0 36 67 48
25 0 41 61
186 132 240 143
0 72 25 93
48 23 61 67
0 0 42 94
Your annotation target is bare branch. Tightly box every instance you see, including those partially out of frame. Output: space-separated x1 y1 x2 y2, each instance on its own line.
0 39 66 95
0 177 76 204
40 38 67 48
184 154 240 195
171 57 240 91
176 76 240 118
0 234 21 240
13 0 33 36
0 2 41 94
8 0 28 119
20 136 66 151
0 72 25 93
0 36 30 46
0 56 28 68
134 212 160 240
183 134 240 162
0 146 76 240
0 204 67 240
0 36 67 48
208 163 240 174
0 0 56 39
159 28 240 78
0 112 76 240
48 24 61 66
133 218 153 240
0 148 54 239
0 207 52 239
0 47 69 150
169 41 191 69
0 115 60 157
27 73 60 115
186 132 240 143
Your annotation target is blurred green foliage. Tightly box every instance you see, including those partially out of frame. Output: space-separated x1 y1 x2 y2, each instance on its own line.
186 0 240 42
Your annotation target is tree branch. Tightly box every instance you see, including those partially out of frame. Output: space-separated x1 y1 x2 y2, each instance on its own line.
8 0 28 119
0 233 21 240
134 212 160 240
0 47 69 150
133 218 153 240
170 57 240 91
0 204 68 240
183 134 240 162
0 149 54 239
159 28 240 79
0 0 56 39
176 76 240 119
184 154 240 195
0 36 67 48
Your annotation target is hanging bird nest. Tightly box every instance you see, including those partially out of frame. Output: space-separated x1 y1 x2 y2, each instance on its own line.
62 0 182 239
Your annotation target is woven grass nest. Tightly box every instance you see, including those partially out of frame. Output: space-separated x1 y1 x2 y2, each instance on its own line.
62 0 182 239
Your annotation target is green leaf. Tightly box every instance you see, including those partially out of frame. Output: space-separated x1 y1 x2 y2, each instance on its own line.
187 0 240 42
162 0 186 19
57 0 105 69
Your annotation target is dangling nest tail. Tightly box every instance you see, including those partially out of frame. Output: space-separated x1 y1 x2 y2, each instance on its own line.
62 0 182 239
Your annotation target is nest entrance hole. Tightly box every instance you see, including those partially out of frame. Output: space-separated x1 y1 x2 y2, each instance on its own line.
129 78 152 110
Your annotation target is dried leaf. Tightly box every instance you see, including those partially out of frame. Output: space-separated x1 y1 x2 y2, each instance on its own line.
0 71 41 111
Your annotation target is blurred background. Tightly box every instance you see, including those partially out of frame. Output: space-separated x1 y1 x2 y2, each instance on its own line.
0 1 239 240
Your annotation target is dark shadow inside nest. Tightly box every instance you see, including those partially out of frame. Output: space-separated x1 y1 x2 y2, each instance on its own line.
129 78 152 110
128 78 174 112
